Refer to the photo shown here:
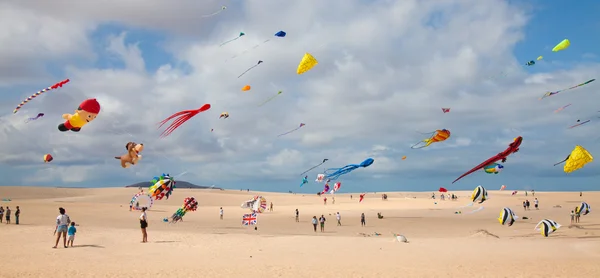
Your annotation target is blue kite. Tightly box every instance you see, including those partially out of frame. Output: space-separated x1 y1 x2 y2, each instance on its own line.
300 175 308 187
228 30 287 60
323 158 374 180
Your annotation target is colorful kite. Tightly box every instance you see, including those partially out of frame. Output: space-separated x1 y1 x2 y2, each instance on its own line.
242 85 251 91
25 113 44 123
539 79 595 100
148 173 176 200
258 91 282 107
200 6 226 18
498 207 518 226
321 182 330 195
297 53 318 74
300 176 308 187
483 163 504 174
219 112 229 119
130 193 154 211
323 158 374 181
331 182 341 194
229 31 286 60
553 145 593 173
500 185 506 190
411 129 451 149
58 98 101 132
315 174 325 182
300 159 329 176
43 154 53 163
170 197 199 223
535 219 561 237
577 202 591 216
13 79 69 114
554 104 571 113
220 32 245 46
241 196 267 213
359 193 366 203
278 123 305 137
238 60 263 78
442 108 450 113
158 104 211 137
470 185 488 204
452 137 522 183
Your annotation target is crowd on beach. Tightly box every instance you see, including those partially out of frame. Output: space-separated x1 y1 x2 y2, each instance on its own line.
0 206 20 224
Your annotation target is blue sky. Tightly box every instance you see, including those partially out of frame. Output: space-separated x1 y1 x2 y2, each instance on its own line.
0 0 599 193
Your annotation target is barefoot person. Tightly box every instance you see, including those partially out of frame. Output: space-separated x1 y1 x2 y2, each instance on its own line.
67 222 77 247
5 206 11 224
15 206 20 225
140 207 148 243
53 207 71 248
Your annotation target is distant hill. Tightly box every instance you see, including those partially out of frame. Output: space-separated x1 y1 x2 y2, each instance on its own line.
125 181 221 190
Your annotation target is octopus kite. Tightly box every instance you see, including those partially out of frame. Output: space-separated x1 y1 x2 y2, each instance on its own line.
158 104 211 137
411 129 451 149
452 137 522 183
323 158 374 181
553 145 593 173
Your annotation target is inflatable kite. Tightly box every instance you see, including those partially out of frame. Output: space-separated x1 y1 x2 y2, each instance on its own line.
554 145 593 173
402 156 407 160
241 196 267 213
170 197 199 223
258 91 282 107
439 187 448 193
58 98 101 132
315 174 325 182
297 53 318 75
331 182 341 194
229 30 287 60
13 79 69 114
554 104 571 113
201 5 226 18
539 79 595 100
130 193 154 210
238 60 263 78
323 158 374 181
320 182 330 195
483 163 504 174
300 176 308 187
300 159 329 175
500 185 506 190
148 173 176 200
470 185 488 204
577 202 591 216
220 32 245 46
411 129 451 149
552 39 570 52
25 113 44 123
452 137 522 183
43 154 53 163
158 104 211 137
242 85 251 91
359 193 366 203
535 219 561 237
219 112 229 119
278 123 305 137
498 207 518 226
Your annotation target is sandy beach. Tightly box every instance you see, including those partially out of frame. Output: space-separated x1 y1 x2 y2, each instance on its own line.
0 187 598 278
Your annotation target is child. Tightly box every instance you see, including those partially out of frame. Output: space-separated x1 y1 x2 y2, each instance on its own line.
67 222 77 247
570 211 575 224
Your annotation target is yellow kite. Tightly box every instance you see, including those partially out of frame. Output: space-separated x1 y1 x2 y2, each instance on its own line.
552 39 570 52
297 53 318 75
553 145 593 173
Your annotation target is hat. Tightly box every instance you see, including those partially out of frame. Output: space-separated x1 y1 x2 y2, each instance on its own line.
78 98 101 114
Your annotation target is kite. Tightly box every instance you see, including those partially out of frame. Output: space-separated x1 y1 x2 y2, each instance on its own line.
470 185 488 204
242 213 258 225
552 39 570 52
300 176 308 187
539 79 595 100
568 119 590 129
13 79 70 114
242 85 251 91
238 60 263 78
439 187 447 193
277 123 305 137
483 163 504 174
219 112 229 119
148 173 176 200
498 207 518 226
315 174 325 182
331 182 341 194
525 60 536 66
158 104 211 137
442 108 450 113
300 159 329 175
537 56 543 60
114 142 144 168
323 158 374 181
402 156 407 160
321 182 330 195
553 145 593 173
170 197 199 223
43 154 53 163
554 104 571 113
359 193 366 203
200 5 226 18
241 196 267 213
452 137 522 183
297 53 318 75
535 219 561 237
25 113 44 123
511 190 518 195
577 202 591 216
411 129 451 149
258 91 282 107
58 98 101 132
228 31 286 60
500 185 506 190
219 32 245 47
130 193 154 211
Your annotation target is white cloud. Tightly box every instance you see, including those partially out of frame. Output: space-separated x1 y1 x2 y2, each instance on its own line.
1 0 599 188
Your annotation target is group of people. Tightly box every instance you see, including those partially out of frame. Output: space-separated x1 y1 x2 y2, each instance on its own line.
522 198 539 210
0 206 20 224
53 207 77 248
307 211 366 232
570 207 582 224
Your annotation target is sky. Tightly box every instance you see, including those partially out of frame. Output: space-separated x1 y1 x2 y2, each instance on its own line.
1 0 599 193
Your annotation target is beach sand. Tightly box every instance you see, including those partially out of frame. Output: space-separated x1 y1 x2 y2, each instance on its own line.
0 186 599 278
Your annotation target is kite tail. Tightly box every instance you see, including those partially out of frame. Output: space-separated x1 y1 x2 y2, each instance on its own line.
219 37 240 47
553 155 570 166
238 65 257 78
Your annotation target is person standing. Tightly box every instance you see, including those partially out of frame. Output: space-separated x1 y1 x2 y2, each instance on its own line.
360 213 366 227
53 207 70 248
67 222 77 247
5 207 11 224
295 209 299 222
522 201 527 211
219 207 224 220
311 216 318 232
15 206 20 225
140 207 148 243
0 207 4 223
525 200 530 210
336 212 341 226
332 197 335 204
534 198 539 210
323 197 327 205
575 207 581 223
319 215 326 232
269 202 273 212
570 210 575 224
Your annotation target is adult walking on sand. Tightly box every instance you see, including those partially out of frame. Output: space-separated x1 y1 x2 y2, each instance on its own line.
53 207 71 248
140 207 148 243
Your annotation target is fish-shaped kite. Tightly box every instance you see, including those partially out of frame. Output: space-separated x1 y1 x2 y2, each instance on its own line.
452 137 522 183
535 219 561 237
498 207 518 226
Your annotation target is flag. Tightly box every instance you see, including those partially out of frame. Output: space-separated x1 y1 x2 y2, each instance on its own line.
242 213 257 225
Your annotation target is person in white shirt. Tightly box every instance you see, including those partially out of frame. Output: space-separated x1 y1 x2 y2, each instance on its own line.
140 207 148 243
53 207 71 248
336 212 341 226
534 198 539 210
219 207 224 220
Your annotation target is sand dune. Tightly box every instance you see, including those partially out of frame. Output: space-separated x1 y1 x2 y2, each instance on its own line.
0 187 599 277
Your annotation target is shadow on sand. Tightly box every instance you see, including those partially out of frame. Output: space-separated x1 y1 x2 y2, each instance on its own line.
72 244 105 248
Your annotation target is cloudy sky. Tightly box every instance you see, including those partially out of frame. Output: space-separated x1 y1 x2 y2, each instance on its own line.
1 0 599 192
